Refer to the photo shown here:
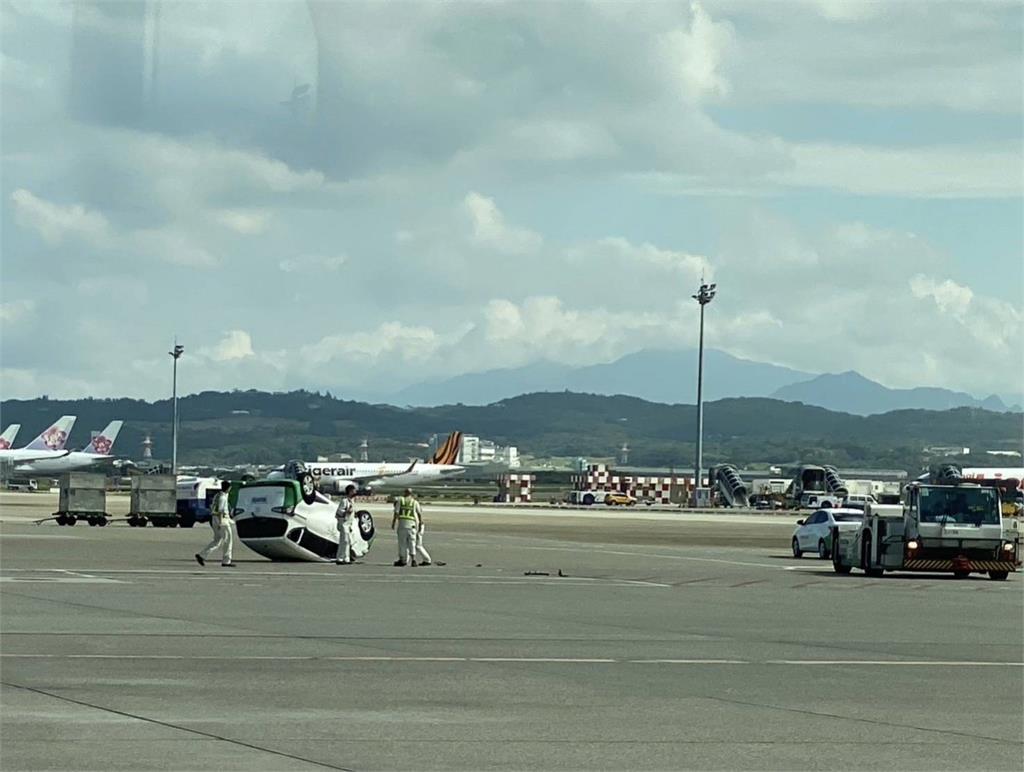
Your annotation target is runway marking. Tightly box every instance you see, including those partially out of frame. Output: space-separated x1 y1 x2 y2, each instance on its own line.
509 544 801 570
766 660 1024 667
628 659 749 664
0 568 668 589
0 577 125 585
2 654 1021 667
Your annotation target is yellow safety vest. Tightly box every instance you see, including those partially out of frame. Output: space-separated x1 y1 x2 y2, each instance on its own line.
397 496 417 521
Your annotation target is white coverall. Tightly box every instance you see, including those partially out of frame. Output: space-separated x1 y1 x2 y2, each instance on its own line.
335 495 354 563
415 523 432 565
199 491 234 565
393 496 421 565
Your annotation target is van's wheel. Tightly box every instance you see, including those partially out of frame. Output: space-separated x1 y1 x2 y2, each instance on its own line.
989 571 1009 581
298 472 317 505
582 493 595 506
817 539 829 560
356 510 375 541
791 537 802 558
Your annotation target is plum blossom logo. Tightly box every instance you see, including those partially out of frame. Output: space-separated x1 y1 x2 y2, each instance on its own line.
92 436 113 455
42 427 67 450
0 439 11 450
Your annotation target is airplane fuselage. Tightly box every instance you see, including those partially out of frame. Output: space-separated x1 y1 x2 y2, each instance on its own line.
15 453 115 475
278 461 464 489
0 449 71 465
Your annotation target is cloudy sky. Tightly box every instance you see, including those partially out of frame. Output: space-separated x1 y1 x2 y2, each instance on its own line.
1 0 1021 403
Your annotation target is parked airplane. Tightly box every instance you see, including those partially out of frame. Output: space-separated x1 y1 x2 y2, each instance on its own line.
0 416 77 464
0 424 20 450
269 430 465 493
15 421 124 475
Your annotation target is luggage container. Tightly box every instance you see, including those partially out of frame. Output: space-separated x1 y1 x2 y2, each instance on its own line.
55 472 108 526
128 475 178 528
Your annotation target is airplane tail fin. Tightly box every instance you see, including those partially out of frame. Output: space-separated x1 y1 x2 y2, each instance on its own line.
430 431 463 465
24 416 76 451
0 424 20 450
83 420 123 456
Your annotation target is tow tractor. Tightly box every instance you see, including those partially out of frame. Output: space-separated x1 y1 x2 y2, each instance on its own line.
831 478 1020 581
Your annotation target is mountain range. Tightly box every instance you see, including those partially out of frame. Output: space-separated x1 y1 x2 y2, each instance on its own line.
1 390 1019 471
389 349 1019 415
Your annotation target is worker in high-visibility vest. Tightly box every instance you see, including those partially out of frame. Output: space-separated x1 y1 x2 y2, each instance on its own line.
391 488 421 567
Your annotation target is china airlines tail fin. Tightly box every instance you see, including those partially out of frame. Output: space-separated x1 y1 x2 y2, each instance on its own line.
83 421 123 456
0 424 20 450
23 416 76 451
430 431 463 465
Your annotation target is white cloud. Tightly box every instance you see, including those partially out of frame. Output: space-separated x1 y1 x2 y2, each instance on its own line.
774 143 1023 199
302 322 442 365
202 330 255 362
909 275 974 321
657 2 735 100
11 189 112 246
125 228 219 268
0 300 36 324
1 0 1020 403
279 254 348 273
211 209 269 235
463 192 543 254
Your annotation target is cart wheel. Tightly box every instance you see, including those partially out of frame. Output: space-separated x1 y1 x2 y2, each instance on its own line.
87 517 96 526
98 517 108 527
66 516 77 526
56 515 67 526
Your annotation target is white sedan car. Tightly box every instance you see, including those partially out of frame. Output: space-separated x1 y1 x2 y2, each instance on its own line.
792 508 864 559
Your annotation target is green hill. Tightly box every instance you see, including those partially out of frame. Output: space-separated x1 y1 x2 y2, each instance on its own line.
1 390 1019 472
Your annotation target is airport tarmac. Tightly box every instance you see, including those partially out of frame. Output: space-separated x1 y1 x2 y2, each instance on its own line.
1 492 1021 771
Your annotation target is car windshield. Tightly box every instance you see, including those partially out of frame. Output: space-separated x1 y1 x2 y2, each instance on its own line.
918 487 999 525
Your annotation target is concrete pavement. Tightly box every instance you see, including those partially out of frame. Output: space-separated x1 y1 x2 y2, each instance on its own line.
1 493 1021 770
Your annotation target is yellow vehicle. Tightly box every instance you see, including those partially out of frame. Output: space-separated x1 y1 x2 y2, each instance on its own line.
604 492 636 506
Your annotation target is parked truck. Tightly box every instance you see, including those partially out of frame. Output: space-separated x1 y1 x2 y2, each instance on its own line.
831 482 1020 580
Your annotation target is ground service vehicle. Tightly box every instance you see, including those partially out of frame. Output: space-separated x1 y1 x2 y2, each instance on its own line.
832 484 1020 580
604 492 636 506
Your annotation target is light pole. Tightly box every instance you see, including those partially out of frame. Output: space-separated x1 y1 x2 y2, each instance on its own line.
692 281 716 505
169 342 184 475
